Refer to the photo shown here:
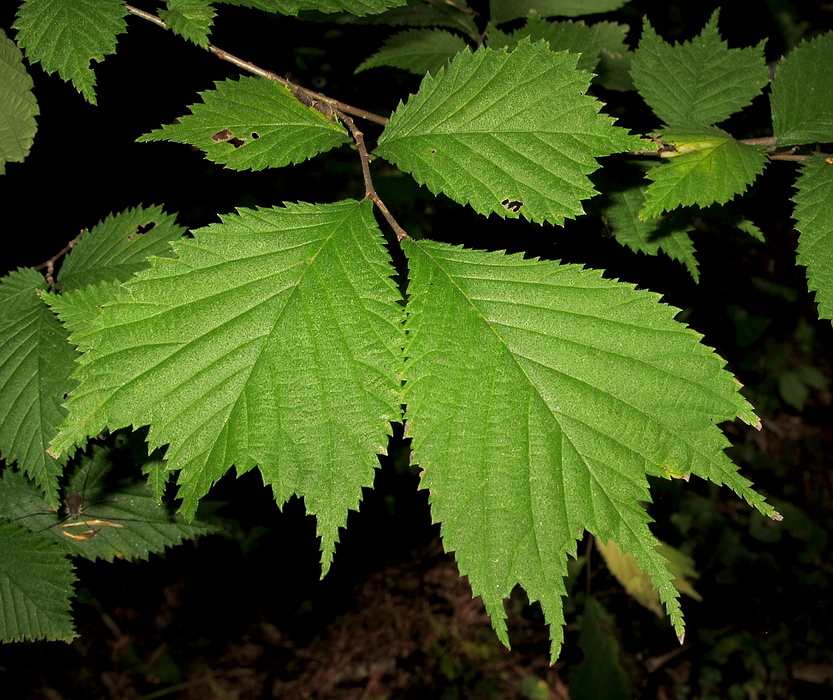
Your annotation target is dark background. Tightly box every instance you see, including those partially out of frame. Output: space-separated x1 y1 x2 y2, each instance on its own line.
1 1 832 698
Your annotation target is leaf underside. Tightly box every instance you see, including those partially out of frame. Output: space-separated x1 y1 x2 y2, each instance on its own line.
401 239 775 659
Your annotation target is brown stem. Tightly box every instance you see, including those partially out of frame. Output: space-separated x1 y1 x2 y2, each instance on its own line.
33 234 82 291
122 3 388 126
341 115 408 242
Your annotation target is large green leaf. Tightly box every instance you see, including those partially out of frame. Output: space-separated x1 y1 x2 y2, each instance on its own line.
0 520 76 643
793 155 833 322
139 76 350 172
0 29 38 175
375 41 646 226
640 127 767 220
357 29 468 76
57 205 185 293
401 239 778 659
219 0 406 15
13 0 128 105
50 200 404 573
490 0 629 25
631 12 768 128
771 32 833 147
0 269 77 508
159 0 216 48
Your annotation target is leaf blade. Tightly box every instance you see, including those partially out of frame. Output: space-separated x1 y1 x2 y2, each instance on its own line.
0 28 39 175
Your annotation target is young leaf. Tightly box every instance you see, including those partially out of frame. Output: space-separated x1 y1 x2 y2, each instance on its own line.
50 201 404 573
218 0 407 16
640 127 767 220
401 239 777 659
602 184 699 282
0 269 77 508
0 520 76 643
138 76 350 172
356 29 468 76
13 0 128 105
793 155 833 322
631 12 768 128
375 41 645 226
0 29 39 175
352 0 479 41
57 205 185 293
490 0 629 26
159 0 216 49
771 32 833 147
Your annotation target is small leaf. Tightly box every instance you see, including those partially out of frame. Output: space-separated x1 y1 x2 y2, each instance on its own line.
490 0 629 25
219 0 407 16
793 155 833 321
57 205 185 293
640 127 767 220
13 0 128 105
350 0 479 41
159 0 216 48
0 28 39 175
402 239 775 659
138 76 350 172
631 11 769 128
771 32 833 146
375 41 645 226
50 201 404 574
0 520 76 643
357 28 467 76
0 269 77 507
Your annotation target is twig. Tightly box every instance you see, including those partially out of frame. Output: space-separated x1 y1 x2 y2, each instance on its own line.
341 115 408 242
122 4 388 126
33 235 81 290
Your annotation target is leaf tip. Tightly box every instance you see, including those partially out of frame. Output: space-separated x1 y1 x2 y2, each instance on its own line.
677 630 686 645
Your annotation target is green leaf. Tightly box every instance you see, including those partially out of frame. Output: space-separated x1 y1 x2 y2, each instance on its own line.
486 16 600 75
218 0 407 16
589 21 634 91
631 12 768 128
771 32 833 146
490 0 629 25
640 127 767 220
0 519 76 643
375 41 645 226
569 597 632 700
602 185 699 282
793 155 833 321
57 205 185 293
0 29 39 175
138 76 350 172
0 449 219 563
13 0 128 105
401 239 777 659
357 29 468 76
159 0 216 48
50 201 404 573
349 0 478 41
0 269 77 508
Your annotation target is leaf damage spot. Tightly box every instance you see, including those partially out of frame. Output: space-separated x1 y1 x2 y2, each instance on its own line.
125 222 156 243
212 128 248 147
251 132 260 140
501 198 523 213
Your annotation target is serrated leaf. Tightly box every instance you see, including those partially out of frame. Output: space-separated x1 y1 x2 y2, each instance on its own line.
640 127 767 220
596 537 701 617
349 0 478 41
0 269 77 508
0 449 218 563
603 185 699 282
218 0 406 16
771 32 833 146
375 41 645 226
57 205 185 293
401 239 776 659
50 200 404 573
0 520 76 643
793 155 833 321
138 76 350 172
159 0 216 48
357 28 468 76
589 21 634 91
569 597 631 700
490 0 629 25
13 0 128 105
0 29 39 175
631 12 769 128
486 16 600 74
